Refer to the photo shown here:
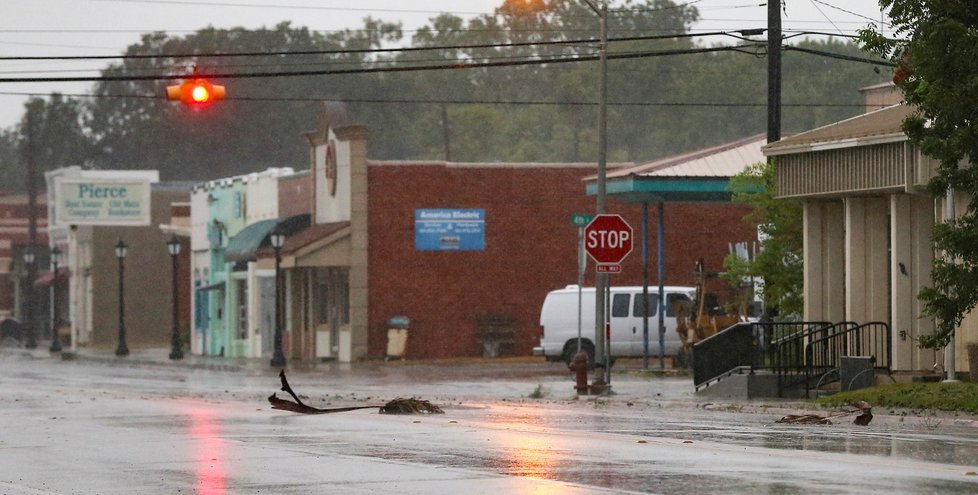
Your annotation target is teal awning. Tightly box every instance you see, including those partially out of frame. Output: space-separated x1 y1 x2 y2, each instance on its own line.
225 218 278 263
585 176 760 203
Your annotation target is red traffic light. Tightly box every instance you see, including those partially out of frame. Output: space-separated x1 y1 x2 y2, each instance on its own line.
166 78 226 105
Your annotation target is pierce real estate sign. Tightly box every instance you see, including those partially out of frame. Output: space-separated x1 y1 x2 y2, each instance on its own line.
54 178 153 226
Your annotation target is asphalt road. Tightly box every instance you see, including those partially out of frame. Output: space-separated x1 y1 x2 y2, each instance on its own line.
2 352 978 494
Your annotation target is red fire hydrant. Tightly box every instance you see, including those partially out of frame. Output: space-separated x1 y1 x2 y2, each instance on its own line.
568 351 590 395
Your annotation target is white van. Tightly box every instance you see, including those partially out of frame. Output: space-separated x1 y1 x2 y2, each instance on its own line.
533 285 696 363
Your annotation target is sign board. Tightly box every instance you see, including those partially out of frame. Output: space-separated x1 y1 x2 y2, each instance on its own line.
54 178 153 226
584 214 633 266
415 209 485 251
570 214 593 227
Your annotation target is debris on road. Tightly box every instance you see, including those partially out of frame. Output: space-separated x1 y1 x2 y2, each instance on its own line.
379 398 444 415
268 370 443 415
776 401 873 426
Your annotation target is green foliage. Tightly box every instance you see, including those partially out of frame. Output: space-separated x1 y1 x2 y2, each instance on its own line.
859 1 978 348
815 382 978 414
723 160 803 317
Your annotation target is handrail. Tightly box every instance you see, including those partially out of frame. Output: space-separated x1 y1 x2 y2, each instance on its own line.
693 320 892 398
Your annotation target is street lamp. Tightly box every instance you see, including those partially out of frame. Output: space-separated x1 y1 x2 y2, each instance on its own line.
22 249 36 349
167 235 184 360
114 239 129 357
49 246 63 353
269 227 287 368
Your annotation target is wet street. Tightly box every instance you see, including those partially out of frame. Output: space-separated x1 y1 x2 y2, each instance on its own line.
2 352 978 494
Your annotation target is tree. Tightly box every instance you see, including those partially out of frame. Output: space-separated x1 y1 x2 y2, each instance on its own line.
860 1 978 348
0 95 95 193
723 160 803 318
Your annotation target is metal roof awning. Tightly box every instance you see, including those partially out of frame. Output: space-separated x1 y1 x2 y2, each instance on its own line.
586 176 738 203
224 218 279 263
196 280 226 292
584 134 766 204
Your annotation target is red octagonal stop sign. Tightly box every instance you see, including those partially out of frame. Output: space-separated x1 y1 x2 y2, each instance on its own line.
584 214 633 265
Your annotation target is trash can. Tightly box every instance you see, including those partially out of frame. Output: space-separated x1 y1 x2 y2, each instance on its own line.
386 316 410 360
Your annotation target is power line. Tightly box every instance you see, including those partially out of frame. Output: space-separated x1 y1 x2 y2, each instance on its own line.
0 31 732 62
0 89 867 108
0 44 763 84
785 45 893 67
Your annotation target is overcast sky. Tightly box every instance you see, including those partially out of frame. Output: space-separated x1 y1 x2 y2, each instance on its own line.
0 0 890 129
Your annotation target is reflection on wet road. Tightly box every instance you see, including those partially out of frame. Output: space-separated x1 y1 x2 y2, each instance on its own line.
2 355 978 494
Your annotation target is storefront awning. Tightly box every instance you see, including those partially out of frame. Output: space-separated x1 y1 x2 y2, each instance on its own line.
224 218 279 263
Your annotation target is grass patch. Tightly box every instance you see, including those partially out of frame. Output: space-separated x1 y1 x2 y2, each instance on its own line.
814 382 978 414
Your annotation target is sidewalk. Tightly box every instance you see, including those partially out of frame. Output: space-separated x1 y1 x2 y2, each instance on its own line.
4 343 271 373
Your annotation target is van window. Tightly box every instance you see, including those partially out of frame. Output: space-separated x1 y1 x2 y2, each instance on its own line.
633 293 659 317
667 293 693 317
611 294 630 317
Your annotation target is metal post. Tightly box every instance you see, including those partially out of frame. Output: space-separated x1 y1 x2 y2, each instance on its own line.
169 239 184 360
944 188 958 382
49 247 62 353
657 201 665 371
22 252 36 349
24 109 38 349
582 0 610 381
270 244 286 368
642 202 649 370
577 225 585 355
115 240 129 357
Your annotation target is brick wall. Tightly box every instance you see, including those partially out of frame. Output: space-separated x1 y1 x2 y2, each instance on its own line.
366 163 757 360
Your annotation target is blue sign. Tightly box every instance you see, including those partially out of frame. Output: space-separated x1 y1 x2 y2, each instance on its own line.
415 209 485 251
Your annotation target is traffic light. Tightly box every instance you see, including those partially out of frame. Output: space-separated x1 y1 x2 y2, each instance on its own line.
166 78 226 106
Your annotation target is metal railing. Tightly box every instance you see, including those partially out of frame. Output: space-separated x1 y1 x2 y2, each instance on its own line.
692 320 892 397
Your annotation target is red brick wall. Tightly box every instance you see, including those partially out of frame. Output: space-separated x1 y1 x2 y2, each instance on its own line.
366 163 756 359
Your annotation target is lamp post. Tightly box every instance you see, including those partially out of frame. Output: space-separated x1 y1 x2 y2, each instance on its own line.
269 227 286 368
167 235 184 360
114 239 129 357
22 250 36 348
49 246 63 353
582 0 610 384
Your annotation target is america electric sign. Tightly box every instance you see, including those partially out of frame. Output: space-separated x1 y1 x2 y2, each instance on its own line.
55 179 152 226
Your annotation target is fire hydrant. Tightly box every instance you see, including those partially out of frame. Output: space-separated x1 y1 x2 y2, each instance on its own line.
568 351 590 395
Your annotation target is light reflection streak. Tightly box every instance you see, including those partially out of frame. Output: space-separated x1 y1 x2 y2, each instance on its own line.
490 408 565 494
188 408 227 495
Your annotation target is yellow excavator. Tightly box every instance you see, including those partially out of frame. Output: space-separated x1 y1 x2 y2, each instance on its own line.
675 258 746 365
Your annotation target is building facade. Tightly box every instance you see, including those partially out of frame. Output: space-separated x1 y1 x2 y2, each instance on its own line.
234 111 758 363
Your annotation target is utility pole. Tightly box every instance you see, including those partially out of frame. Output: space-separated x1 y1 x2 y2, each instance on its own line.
767 0 782 144
24 107 38 349
582 0 610 387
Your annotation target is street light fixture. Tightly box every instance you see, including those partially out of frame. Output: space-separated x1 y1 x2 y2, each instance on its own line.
22 249 37 349
49 246 63 353
167 235 184 360
114 239 129 357
269 227 287 368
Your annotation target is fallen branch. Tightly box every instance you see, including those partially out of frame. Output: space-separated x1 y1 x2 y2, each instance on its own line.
776 401 873 426
268 370 443 415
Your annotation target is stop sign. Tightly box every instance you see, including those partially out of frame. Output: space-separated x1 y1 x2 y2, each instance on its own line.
584 214 633 265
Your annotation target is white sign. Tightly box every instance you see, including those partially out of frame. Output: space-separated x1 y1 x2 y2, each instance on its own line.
55 179 152 226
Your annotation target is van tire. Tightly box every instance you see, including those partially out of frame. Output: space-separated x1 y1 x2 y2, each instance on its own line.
562 340 594 368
